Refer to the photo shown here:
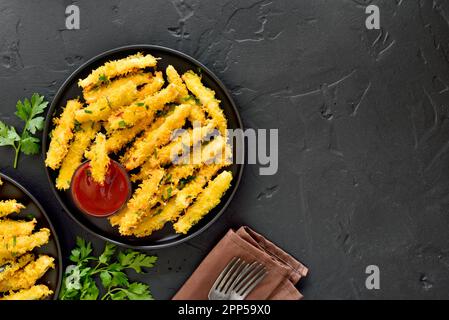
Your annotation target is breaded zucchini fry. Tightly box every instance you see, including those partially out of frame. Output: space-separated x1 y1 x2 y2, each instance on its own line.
75 81 138 122
137 71 165 98
45 99 83 170
0 255 55 292
132 122 219 182
106 116 164 154
166 65 189 102
0 228 50 265
83 72 153 104
56 122 100 190
116 169 164 234
131 164 222 237
121 104 192 170
0 284 53 300
0 200 25 218
0 219 36 237
107 83 178 130
85 133 110 185
78 53 157 90
182 71 227 134
188 104 207 125
0 254 34 282
173 171 233 234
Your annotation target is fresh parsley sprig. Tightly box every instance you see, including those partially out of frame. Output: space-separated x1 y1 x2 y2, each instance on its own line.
59 237 157 300
0 93 48 168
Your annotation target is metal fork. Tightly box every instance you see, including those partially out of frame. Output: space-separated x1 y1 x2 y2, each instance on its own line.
208 257 267 300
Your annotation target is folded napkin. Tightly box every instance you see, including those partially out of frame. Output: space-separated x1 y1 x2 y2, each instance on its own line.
173 226 308 300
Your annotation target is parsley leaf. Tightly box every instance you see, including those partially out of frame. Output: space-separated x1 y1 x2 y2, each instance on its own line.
60 238 157 300
0 93 48 168
118 250 158 273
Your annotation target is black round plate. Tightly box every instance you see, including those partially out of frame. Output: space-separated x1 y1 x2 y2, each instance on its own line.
42 45 244 249
0 172 62 300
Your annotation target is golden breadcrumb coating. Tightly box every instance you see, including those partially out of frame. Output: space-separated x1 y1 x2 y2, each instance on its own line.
173 171 232 234
182 71 227 134
0 254 34 282
0 200 25 218
0 228 50 265
83 72 153 104
166 65 189 102
121 104 191 170
75 81 138 123
116 169 165 234
45 99 83 170
106 116 164 154
0 284 53 300
78 53 157 90
56 122 100 190
0 255 54 292
137 71 165 99
107 83 178 130
0 219 36 237
130 164 222 237
85 133 110 185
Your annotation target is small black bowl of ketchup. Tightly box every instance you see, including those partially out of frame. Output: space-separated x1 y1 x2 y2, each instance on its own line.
70 160 131 218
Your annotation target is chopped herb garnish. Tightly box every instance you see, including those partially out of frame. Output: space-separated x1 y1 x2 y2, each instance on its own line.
118 120 127 128
26 214 34 220
12 236 16 247
74 120 82 132
178 175 196 189
154 208 163 216
98 74 109 85
136 102 145 107
165 174 172 183
84 109 93 114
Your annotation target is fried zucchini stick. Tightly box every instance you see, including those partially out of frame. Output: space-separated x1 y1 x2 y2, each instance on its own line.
132 122 219 182
0 219 36 237
0 255 55 292
85 133 110 185
130 164 222 237
0 200 25 218
137 71 165 98
121 104 191 170
56 122 100 190
75 81 139 122
45 99 83 170
173 171 232 234
83 72 153 104
0 284 53 300
115 169 164 234
0 228 50 265
78 53 157 90
107 83 178 130
0 254 34 282
106 116 164 154
182 71 227 134
166 65 189 102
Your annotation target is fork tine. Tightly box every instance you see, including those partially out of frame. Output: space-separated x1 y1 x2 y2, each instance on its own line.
222 259 247 294
227 262 251 293
217 258 244 292
233 262 263 293
211 257 238 291
239 269 267 299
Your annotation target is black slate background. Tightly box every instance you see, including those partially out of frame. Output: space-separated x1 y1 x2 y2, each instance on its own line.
1 0 449 300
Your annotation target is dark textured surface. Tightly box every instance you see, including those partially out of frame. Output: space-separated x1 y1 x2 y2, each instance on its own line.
1 0 449 299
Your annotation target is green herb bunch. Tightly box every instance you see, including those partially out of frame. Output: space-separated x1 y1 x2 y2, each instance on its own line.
0 93 48 168
59 237 157 300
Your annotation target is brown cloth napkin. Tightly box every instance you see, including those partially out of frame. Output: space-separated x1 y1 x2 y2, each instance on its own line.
173 226 308 300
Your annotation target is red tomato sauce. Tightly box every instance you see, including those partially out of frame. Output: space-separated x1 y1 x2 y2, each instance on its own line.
71 160 130 217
